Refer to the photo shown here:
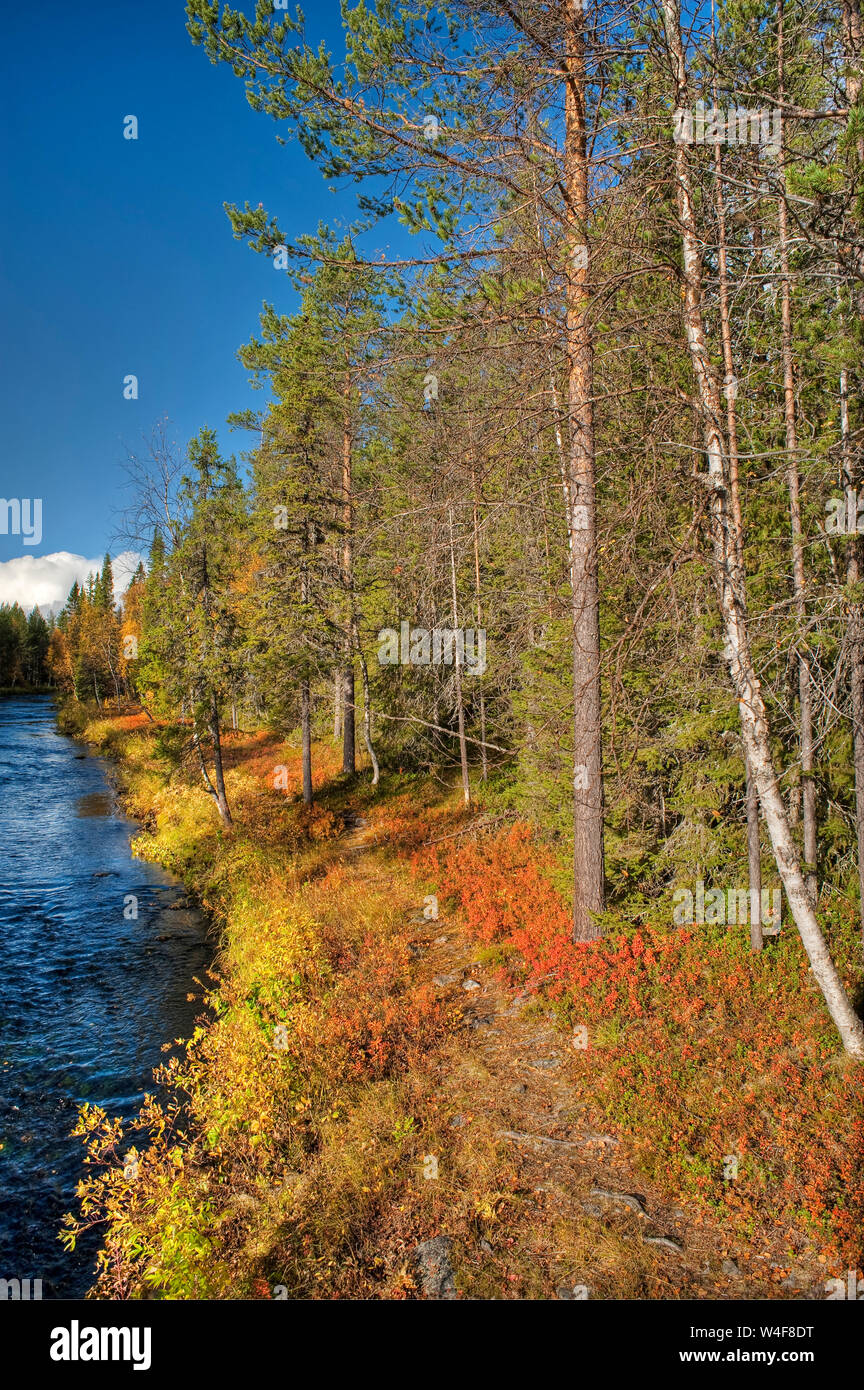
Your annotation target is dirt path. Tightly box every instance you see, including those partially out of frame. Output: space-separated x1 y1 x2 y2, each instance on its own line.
335 811 822 1300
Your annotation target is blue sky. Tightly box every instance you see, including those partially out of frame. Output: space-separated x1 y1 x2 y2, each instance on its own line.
0 0 366 606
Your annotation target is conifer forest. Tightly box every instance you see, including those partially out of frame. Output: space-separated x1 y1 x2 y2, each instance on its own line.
3 0 864 1342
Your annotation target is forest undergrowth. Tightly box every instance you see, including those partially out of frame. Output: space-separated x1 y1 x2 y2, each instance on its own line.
60 704 863 1300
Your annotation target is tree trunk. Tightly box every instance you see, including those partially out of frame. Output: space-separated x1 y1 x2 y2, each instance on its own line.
661 0 864 1055
470 464 488 782
564 0 604 941
843 0 864 163
300 678 313 806
531 166 574 585
841 1 864 953
209 693 233 828
353 616 380 787
449 507 471 806
342 661 355 774
333 673 342 742
299 523 314 806
841 362 864 948
777 2 817 902
105 645 121 705
711 116 763 949
191 692 230 828
746 753 763 951
341 373 356 774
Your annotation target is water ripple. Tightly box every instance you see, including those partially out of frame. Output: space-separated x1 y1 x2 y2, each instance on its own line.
0 697 211 1297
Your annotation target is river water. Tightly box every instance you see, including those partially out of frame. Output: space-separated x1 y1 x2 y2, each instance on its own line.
0 696 211 1298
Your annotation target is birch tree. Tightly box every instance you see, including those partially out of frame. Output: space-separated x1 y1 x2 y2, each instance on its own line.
660 0 864 1054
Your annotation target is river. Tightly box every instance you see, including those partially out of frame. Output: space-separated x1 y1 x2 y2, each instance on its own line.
0 696 211 1298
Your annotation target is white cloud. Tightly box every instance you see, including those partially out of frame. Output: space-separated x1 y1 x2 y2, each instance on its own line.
0 551 144 616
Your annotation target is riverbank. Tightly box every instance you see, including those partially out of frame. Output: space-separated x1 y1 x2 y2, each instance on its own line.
0 696 210 1296
0 685 56 696
61 704 864 1300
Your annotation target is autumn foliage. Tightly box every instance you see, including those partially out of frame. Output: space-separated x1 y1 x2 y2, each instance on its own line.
418 822 864 1268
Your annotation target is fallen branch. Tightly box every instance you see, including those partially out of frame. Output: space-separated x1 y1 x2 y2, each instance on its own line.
423 811 518 846
498 1129 619 1152
498 1130 584 1151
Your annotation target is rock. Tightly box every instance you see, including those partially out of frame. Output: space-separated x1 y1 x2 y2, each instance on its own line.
462 978 481 991
530 1057 561 1070
448 1115 466 1128
722 1258 739 1276
433 971 462 987
478 1239 493 1255
499 992 529 1017
557 1284 589 1300
645 1236 683 1254
591 1188 647 1217
414 1236 457 1300
434 936 448 945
